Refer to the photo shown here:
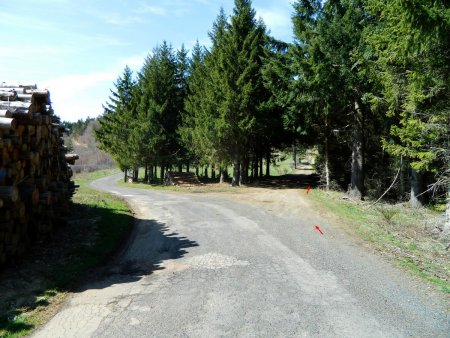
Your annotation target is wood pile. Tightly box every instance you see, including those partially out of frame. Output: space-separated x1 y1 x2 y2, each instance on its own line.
0 82 78 267
164 172 202 186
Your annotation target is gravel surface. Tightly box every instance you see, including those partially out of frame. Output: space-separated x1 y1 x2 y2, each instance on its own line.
33 174 449 337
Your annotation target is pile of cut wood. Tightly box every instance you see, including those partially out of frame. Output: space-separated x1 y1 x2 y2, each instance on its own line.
0 82 78 266
164 172 202 186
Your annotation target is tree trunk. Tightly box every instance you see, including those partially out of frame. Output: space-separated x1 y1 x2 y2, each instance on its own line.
186 162 190 173
148 165 153 183
220 169 226 184
160 166 165 181
259 157 263 177
211 164 216 179
410 168 424 208
133 168 139 181
348 100 364 199
144 165 148 183
292 143 297 169
178 163 182 173
240 157 249 185
445 184 450 235
123 168 128 183
324 139 330 191
399 158 405 200
195 166 199 177
265 151 271 177
252 158 258 179
232 156 240 187
204 166 208 178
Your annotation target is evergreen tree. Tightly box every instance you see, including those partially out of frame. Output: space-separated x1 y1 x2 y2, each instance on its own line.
138 42 181 174
180 11 231 179
179 41 218 169
261 38 299 175
175 44 190 171
95 66 138 181
291 0 382 198
365 0 450 211
214 0 267 186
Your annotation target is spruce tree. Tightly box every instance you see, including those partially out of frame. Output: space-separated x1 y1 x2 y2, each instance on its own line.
214 0 267 186
95 66 138 181
365 0 450 211
138 42 181 174
291 0 381 198
179 41 218 169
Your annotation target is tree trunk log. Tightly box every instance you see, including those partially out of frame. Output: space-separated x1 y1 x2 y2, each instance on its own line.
0 110 12 118
0 101 30 110
0 186 19 202
0 117 17 130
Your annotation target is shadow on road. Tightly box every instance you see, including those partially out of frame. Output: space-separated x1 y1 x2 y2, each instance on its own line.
80 217 199 291
247 173 320 190
196 173 319 190
0 202 198 335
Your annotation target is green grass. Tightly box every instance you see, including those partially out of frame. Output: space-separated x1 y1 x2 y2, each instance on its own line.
399 259 450 294
309 189 450 293
0 169 132 338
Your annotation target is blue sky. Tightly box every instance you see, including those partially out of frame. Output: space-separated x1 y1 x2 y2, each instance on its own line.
1 0 295 122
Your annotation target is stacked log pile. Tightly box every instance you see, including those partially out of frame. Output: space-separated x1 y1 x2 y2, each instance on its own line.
164 172 202 186
0 82 78 266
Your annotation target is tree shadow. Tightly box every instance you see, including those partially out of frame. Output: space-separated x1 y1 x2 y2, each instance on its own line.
79 217 199 291
0 203 198 335
196 173 320 190
247 173 320 190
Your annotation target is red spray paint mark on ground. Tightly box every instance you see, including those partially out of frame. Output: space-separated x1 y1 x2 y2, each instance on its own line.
315 225 324 235
307 186 311 194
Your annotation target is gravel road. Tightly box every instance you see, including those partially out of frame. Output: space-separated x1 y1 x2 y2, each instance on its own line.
33 174 449 337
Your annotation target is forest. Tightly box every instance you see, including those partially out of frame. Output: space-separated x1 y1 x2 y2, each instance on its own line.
95 0 449 216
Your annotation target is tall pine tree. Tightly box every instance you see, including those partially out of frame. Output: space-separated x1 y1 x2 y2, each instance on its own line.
138 42 181 175
95 66 138 181
365 0 450 213
215 0 267 186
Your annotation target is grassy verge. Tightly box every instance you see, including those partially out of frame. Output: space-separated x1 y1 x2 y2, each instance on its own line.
308 189 450 293
0 169 133 338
